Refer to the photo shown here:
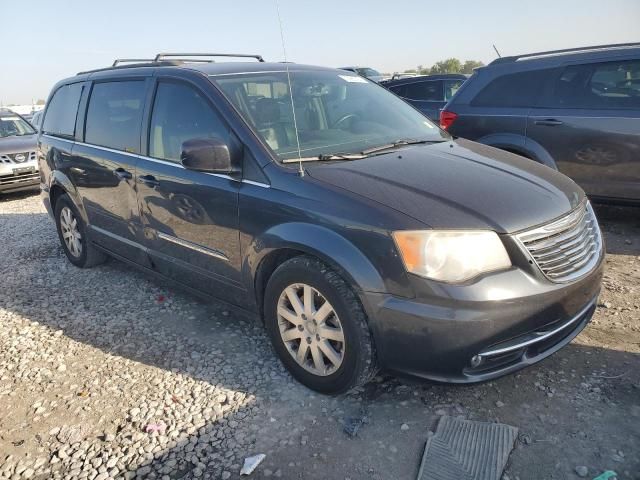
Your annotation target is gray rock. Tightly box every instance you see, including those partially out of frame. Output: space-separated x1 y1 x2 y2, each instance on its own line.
574 466 588 477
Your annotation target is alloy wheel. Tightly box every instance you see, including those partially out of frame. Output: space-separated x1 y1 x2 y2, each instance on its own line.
277 283 345 376
60 206 82 258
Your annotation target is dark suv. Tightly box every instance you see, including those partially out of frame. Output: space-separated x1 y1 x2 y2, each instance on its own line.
441 43 640 203
381 74 467 120
39 53 603 394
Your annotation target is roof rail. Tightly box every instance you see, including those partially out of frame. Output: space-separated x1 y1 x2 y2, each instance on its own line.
112 58 156 67
489 42 640 65
154 53 265 62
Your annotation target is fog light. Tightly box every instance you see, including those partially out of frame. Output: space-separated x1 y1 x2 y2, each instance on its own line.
470 355 483 368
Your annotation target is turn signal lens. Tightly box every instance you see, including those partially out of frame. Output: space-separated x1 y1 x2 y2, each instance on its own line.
392 230 512 283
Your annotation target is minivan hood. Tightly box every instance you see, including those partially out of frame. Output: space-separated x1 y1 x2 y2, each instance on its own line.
0 134 37 155
305 139 584 233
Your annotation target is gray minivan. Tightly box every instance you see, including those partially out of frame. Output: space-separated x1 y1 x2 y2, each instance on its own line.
441 43 640 203
39 53 603 394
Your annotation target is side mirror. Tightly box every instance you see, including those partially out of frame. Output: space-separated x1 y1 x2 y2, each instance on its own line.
180 137 238 174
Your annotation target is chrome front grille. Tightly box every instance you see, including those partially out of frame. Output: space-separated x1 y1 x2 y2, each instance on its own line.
516 202 602 283
0 151 36 164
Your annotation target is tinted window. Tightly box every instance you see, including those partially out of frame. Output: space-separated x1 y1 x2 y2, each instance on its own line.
548 60 640 109
42 83 83 138
149 82 228 163
401 81 443 101
472 69 552 107
389 85 406 96
85 81 146 153
444 79 464 101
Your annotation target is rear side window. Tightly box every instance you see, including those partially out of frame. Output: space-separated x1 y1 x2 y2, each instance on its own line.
396 81 443 101
84 81 146 153
471 69 552 107
42 83 83 138
444 79 464 101
548 60 640 109
149 81 228 163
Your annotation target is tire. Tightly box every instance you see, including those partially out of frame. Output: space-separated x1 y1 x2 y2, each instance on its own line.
54 194 107 268
264 255 377 394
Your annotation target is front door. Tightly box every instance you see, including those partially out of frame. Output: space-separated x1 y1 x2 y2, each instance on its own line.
75 79 149 263
527 59 640 201
136 78 244 302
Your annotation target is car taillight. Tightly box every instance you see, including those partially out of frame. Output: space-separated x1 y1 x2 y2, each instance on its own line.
440 110 458 130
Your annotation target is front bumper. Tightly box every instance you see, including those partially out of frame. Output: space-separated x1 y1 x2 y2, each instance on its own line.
0 160 39 194
362 254 603 383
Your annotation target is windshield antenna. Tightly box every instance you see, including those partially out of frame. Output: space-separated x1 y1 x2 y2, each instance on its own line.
275 0 304 176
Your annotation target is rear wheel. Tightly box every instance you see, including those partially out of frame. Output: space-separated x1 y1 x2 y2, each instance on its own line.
264 256 377 394
54 194 107 268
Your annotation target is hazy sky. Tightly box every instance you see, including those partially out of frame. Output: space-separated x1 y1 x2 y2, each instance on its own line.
2 0 639 104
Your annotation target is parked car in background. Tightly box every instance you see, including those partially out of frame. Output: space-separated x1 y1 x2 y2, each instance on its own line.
441 43 640 203
382 74 467 120
339 66 384 82
0 109 39 194
388 73 420 80
40 54 602 394
30 110 44 130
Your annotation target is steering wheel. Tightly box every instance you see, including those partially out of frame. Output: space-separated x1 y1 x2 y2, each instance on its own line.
332 113 359 129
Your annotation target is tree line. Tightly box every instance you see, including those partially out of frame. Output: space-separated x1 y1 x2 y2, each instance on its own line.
402 58 485 75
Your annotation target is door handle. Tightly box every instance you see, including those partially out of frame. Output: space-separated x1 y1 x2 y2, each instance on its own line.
114 167 132 180
138 174 159 187
534 119 564 126
70 167 86 175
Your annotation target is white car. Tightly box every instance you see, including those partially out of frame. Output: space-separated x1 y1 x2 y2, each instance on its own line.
0 110 39 194
339 66 384 83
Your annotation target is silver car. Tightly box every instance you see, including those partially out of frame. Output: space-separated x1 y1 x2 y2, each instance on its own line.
0 109 39 194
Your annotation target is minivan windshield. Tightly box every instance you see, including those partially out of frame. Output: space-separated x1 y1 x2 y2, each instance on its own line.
212 70 448 162
0 115 36 138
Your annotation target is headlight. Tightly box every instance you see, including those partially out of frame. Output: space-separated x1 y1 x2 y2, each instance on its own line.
392 230 512 283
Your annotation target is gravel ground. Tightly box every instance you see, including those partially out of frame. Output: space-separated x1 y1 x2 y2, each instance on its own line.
0 192 638 480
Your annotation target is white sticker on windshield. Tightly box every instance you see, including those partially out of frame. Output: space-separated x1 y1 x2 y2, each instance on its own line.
339 75 368 83
1 117 20 121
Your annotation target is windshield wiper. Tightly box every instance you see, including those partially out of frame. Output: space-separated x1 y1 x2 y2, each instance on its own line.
281 139 446 164
282 153 367 163
361 139 446 155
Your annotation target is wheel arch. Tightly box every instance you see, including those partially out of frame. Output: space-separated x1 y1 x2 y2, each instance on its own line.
246 222 388 321
477 133 558 169
48 172 88 223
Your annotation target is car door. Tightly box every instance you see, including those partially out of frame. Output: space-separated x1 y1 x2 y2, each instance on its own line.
136 76 244 303
39 82 85 199
73 78 150 264
527 59 640 201
394 80 444 120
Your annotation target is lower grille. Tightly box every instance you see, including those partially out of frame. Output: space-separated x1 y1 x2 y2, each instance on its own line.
0 172 40 186
466 298 596 375
515 202 602 283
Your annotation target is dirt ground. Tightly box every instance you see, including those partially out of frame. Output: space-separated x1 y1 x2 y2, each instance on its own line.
0 192 638 480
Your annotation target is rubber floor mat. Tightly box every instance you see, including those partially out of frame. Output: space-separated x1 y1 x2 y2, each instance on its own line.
417 416 519 480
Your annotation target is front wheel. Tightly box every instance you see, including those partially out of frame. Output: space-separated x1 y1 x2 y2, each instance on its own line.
264 256 377 394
